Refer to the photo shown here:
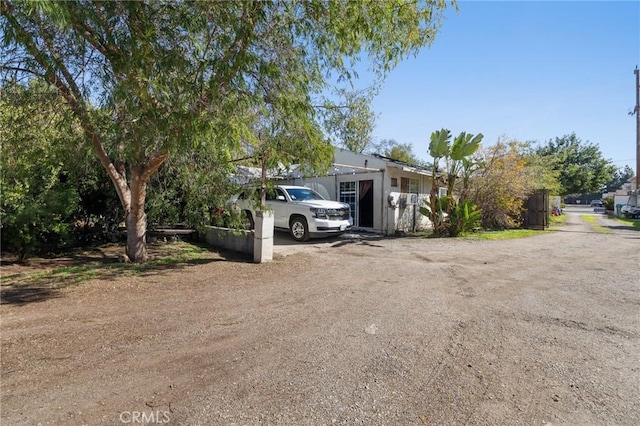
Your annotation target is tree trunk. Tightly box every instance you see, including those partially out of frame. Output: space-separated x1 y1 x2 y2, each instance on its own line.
429 183 438 228
260 150 269 208
125 166 148 262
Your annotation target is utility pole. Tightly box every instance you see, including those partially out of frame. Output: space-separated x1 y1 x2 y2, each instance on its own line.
636 66 640 191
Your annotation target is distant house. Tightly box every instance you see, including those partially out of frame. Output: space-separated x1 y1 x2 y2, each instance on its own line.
609 177 639 209
276 148 436 235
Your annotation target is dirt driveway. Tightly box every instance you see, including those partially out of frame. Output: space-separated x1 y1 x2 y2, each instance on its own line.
2 209 639 425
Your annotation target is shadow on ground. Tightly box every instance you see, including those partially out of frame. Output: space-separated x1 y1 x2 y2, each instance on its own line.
1 286 61 305
0 241 254 306
604 224 639 232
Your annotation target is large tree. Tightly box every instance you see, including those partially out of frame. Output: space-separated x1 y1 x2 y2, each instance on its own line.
323 88 377 154
1 0 453 261
604 165 635 192
372 138 421 164
535 133 616 196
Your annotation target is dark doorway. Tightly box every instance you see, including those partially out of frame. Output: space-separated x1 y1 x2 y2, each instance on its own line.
358 180 374 228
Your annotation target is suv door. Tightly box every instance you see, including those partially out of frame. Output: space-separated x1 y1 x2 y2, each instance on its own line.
266 187 288 228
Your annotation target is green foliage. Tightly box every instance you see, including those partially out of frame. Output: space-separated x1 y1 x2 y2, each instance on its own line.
549 213 568 227
324 89 377 154
450 132 483 160
68 143 123 244
603 198 614 211
386 144 417 164
448 200 482 237
2 176 79 261
535 133 616 196
521 146 562 195
372 139 421 164
5 241 216 288
0 81 80 260
466 229 540 240
471 140 531 230
604 165 635 192
419 197 481 237
446 131 483 195
615 217 640 231
419 194 450 222
146 143 240 230
426 128 451 234
424 129 482 236
428 128 452 160
459 157 480 201
2 0 454 261
470 139 562 230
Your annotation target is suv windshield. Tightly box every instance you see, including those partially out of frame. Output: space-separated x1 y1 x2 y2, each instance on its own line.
284 187 325 201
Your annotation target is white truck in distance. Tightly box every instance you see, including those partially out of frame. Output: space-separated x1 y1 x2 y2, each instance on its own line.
235 185 353 242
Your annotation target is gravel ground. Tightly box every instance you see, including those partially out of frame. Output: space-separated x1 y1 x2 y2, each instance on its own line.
1 207 639 425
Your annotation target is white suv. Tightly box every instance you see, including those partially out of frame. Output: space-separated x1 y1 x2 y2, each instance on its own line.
235 185 352 241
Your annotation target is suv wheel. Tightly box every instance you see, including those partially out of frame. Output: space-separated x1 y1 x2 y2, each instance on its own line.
290 216 309 242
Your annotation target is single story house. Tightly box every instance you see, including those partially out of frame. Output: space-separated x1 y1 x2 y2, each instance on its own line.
276 147 438 235
607 177 638 213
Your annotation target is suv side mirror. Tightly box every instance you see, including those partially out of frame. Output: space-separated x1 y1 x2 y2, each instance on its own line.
276 195 286 201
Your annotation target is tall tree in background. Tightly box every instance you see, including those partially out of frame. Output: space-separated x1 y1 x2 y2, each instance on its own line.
604 165 635 192
373 139 420 164
323 89 377 154
2 0 454 261
535 133 616 196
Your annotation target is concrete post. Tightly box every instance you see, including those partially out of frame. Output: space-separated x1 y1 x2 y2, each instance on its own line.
253 210 274 263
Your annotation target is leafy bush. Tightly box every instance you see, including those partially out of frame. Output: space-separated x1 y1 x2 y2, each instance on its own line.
1 81 82 260
420 197 482 237
448 200 482 237
2 173 79 261
145 143 239 230
425 129 483 236
470 140 558 230
603 198 614 211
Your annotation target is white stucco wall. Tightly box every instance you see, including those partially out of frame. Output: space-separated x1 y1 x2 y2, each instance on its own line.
385 167 433 233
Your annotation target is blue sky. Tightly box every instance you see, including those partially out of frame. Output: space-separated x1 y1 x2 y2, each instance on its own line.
369 0 639 169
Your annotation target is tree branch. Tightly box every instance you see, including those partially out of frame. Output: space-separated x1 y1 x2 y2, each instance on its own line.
0 65 45 78
141 151 170 181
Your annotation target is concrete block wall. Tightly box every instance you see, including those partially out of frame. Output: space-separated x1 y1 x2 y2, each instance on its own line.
204 226 253 255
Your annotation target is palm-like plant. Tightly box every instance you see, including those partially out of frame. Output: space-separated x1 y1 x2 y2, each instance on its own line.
427 128 451 234
424 129 483 236
448 200 482 237
447 132 483 196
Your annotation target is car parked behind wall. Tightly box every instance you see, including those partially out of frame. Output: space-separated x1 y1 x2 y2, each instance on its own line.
234 185 353 242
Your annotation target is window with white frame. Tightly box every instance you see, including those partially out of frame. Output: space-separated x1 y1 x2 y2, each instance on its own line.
339 181 357 225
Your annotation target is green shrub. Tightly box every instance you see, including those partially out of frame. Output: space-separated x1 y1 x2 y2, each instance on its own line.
1 81 82 260
448 200 482 237
2 168 79 261
603 198 614 211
